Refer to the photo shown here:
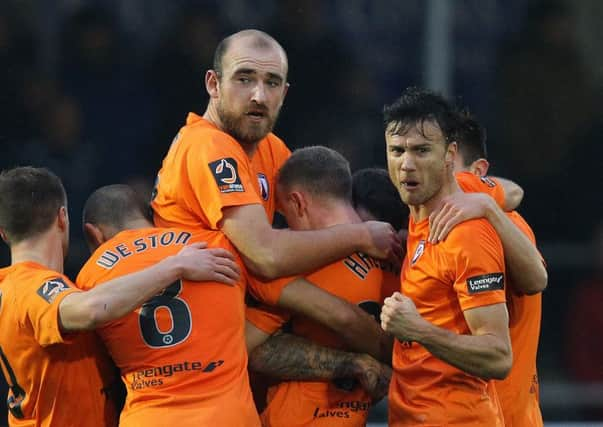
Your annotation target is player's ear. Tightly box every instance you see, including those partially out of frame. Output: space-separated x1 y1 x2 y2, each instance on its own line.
290 191 307 218
57 206 68 232
0 229 8 244
205 70 220 98
445 141 458 166
280 82 290 105
83 223 105 252
470 158 490 177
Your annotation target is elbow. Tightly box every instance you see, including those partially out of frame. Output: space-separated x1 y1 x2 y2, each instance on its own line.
529 268 548 295
241 242 282 280
509 186 524 208
246 255 281 281
485 345 513 380
521 267 549 296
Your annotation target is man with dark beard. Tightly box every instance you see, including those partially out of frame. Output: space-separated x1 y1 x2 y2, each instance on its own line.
151 30 400 356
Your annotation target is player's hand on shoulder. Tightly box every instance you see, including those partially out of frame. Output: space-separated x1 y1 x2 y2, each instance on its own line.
352 354 392 402
174 242 241 285
428 192 495 243
362 220 403 263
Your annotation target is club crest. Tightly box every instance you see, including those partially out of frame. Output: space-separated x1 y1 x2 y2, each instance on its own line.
257 173 269 201
411 240 426 265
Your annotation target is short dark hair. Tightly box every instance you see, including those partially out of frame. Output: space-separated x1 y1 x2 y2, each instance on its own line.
352 168 407 231
83 184 150 230
454 110 488 167
213 29 287 77
383 86 461 142
277 146 352 201
0 167 67 244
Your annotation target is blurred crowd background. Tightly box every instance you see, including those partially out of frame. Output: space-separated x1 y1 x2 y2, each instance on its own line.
0 0 601 423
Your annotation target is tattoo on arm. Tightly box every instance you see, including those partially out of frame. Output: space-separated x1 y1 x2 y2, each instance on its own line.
248 331 357 381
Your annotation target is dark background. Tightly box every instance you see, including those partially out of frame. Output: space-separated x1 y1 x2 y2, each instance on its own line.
0 0 601 423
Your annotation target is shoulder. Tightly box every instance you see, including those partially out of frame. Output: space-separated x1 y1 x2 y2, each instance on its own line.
263 133 291 158
442 218 502 255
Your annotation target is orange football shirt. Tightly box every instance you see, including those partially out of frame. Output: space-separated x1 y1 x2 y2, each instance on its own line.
493 211 543 427
246 253 399 427
389 216 507 427
455 171 506 208
0 262 117 427
151 113 291 230
76 228 261 427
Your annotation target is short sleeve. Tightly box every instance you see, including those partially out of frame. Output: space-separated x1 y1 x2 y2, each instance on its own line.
445 220 507 311
456 171 506 209
247 274 299 306
26 275 80 346
246 304 290 335
184 132 264 229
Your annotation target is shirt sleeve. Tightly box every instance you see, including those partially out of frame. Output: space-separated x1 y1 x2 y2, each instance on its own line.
444 220 507 311
26 275 80 346
455 171 506 209
247 273 299 306
184 132 264 229
245 304 291 335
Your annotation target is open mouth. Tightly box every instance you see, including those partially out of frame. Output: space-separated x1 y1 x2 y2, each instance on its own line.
402 180 419 190
246 111 266 119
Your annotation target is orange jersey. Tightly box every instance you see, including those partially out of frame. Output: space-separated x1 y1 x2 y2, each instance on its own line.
0 262 117 427
494 211 543 427
455 171 506 208
151 113 291 230
389 216 507 427
76 228 261 427
246 253 399 427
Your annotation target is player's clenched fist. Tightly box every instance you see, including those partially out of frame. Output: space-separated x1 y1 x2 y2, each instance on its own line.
380 292 425 342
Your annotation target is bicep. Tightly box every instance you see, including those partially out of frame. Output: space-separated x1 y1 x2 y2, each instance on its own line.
463 303 509 339
220 205 276 268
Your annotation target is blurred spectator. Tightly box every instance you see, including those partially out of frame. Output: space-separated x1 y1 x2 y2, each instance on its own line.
494 0 595 239
267 0 358 149
12 94 102 276
58 5 153 183
0 9 38 147
565 221 603 417
147 8 221 177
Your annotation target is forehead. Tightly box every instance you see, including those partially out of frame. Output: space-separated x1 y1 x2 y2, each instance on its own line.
222 38 287 78
385 120 445 146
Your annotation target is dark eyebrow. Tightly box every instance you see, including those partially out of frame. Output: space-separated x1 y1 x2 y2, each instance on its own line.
232 68 283 83
233 68 256 75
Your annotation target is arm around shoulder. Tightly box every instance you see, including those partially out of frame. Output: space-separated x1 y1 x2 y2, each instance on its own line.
59 242 240 332
220 204 398 280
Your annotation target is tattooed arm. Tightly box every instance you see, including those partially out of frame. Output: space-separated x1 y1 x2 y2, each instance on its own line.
247 325 391 401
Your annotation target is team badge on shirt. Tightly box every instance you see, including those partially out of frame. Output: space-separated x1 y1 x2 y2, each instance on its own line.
37 278 70 303
466 272 504 294
411 240 426 265
480 176 497 188
209 158 244 193
257 173 269 200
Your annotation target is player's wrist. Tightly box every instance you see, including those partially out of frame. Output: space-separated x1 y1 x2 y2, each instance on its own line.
159 255 185 281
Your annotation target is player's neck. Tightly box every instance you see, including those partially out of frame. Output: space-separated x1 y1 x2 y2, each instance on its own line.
311 203 361 229
123 218 153 231
10 231 65 273
409 174 462 223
